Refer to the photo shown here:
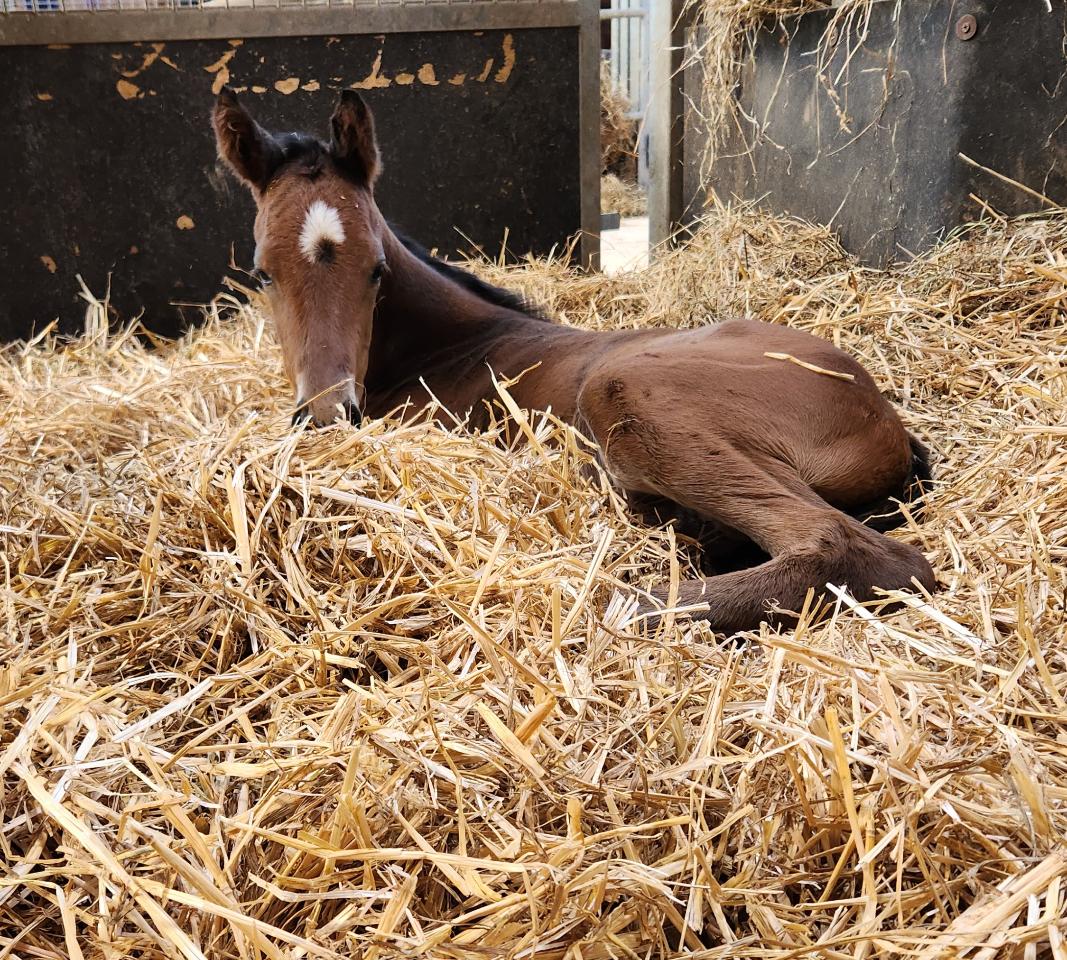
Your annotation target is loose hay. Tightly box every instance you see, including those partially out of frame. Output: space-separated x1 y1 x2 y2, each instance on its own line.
601 174 648 218
2 205 1067 958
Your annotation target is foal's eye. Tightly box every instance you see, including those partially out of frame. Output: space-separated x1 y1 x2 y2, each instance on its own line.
253 268 273 287
371 262 385 284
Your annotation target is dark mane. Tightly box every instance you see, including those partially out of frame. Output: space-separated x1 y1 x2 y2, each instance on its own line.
393 230 546 321
271 132 330 179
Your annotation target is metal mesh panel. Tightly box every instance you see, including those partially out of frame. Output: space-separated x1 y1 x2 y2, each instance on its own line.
602 0 645 120
1 0 568 15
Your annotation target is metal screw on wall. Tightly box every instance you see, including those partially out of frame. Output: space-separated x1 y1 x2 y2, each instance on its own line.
955 15 978 41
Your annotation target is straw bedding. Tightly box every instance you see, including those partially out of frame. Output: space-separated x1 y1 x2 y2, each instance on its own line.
600 67 645 215
2 205 1066 958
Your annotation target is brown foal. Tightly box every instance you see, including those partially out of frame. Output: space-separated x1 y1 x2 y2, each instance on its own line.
213 88 937 632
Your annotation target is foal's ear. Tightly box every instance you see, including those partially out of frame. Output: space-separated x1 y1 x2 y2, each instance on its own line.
330 91 381 187
213 86 283 194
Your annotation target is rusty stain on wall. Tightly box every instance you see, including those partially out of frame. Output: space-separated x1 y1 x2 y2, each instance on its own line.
103 32 520 105
352 48 391 90
204 44 240 95
494 35 516 83
112 42 181 102
347 34 516 92
121 43 164 79
116 79 141 101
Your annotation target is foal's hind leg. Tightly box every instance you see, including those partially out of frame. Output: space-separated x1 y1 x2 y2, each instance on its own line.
582 407 934 632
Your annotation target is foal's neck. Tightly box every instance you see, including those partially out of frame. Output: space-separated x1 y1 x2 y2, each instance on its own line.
365 226 549 395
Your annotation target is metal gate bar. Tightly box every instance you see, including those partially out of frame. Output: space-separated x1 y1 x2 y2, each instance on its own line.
600 1 646 121
646 0 685 250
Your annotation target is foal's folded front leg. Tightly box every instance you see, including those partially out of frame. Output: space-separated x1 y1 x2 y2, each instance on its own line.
644 517 935 632
616 448 935 632
577 370 935 633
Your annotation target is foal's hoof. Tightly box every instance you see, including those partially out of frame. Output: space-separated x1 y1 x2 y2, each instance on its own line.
871 539 938 600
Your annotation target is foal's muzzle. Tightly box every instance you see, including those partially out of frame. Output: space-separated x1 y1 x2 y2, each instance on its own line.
292 399 362 428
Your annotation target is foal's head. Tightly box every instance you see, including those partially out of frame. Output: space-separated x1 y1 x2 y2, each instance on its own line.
213 88 385 426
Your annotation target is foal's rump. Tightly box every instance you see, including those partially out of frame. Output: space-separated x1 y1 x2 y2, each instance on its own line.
845 432 934 531
577 316 929 535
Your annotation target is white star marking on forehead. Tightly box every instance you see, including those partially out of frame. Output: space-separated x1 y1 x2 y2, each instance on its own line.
299 200 346 264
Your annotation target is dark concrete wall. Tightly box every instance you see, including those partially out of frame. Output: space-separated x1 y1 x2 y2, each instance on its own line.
1 28 580 339
685 0 1067 265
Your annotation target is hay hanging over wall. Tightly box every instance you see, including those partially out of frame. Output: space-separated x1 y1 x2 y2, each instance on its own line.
2 205 1067 957
685 0 883 181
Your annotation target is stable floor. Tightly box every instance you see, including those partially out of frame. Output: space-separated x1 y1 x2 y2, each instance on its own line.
600 215 649 275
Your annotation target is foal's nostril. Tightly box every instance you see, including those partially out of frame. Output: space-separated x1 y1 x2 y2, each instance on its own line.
343 400 363 426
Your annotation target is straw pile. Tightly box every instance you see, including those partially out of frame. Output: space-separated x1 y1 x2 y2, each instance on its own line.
3 204 1066 958
601 173 647 218
600 61 638 182
599 58 645 216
